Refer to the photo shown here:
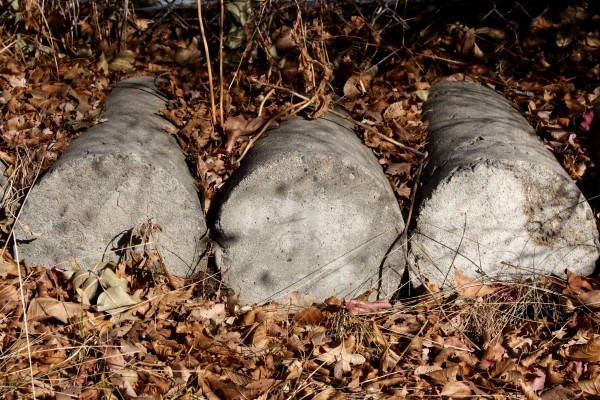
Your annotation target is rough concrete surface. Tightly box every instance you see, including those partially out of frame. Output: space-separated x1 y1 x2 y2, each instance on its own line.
16 76 208 275
0 162 6 189
214 113 405 305
408 81 599 287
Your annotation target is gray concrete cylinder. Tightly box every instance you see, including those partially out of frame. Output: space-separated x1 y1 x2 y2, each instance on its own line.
16 77 208 275
409 81 599 287
214 113 405 305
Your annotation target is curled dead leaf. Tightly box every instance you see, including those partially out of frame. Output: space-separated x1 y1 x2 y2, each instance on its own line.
223 114 267 153
343 298 392 315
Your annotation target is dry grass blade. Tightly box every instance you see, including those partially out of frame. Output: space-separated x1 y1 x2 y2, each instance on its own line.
197 0 217 126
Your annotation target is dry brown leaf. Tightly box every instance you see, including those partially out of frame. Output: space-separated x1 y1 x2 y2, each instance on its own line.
188 302 226 323
453 266 497 298
252 322 271 349
281 290 322 308
312 386 335 400
440 381 471 398
0 255 24 277
519 380 543 400
566 269 594 293
568 374 600 395
27 297 87 323
343 298 392 315
540 385 584 400
0 284 18 309
316 335 366 379
428 365 459 384
386 162 411 176
293 307 323 325
574 290 600 309
567 335 600 362
223 115 267 153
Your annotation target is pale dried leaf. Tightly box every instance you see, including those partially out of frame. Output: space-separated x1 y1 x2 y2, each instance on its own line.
281 290 322 308
97 286 139 311
440 381 471 398
316 335 366 379
454 266 497 298
189 302 226 323
0 256 23 277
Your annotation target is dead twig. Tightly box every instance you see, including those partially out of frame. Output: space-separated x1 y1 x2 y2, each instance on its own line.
419 52 468 66
330 110 425 157
251 78 425 157
219 0 225 124
197 0 217 126
120 0 129 51
402 153 426 262
236 96 316 165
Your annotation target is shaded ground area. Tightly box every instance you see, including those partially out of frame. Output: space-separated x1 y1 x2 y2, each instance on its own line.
0 0 600 398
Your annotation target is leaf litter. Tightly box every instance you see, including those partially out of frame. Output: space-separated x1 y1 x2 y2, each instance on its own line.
1 0 600 398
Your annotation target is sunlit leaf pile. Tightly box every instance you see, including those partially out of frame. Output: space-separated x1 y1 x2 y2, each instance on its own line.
0 0 599 398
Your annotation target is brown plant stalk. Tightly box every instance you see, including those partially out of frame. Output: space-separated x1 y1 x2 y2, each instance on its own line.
197 0 217 126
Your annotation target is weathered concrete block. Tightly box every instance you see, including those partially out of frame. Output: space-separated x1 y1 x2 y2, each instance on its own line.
16 77 208 275
409 81 599 287
214 113 405 305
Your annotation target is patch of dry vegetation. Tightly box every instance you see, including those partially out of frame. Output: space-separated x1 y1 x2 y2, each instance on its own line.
0 0 599 398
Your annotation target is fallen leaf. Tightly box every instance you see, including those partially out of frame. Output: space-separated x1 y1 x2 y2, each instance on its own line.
566 269 594 293
0 255 24 277
568 373 600 395
27 297 87 323
386 163 411 176
223 115 267 153
317 335 366 379
97 286 139 311
189 302 227 324
293 307 323 325
453 266 497 298
281 291 322 308
440 381 471 398
567 335 600 362
343 298 392 315
540 385 584 400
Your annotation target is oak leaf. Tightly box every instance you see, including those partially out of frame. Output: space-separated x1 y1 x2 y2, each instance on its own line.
316 335 366 379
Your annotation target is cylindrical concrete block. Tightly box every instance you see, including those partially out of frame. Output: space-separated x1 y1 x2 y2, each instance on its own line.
214 113 405 305
409 81 599 287
17 77 208 275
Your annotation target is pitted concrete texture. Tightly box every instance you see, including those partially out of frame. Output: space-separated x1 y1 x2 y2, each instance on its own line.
16 76 208 275
409 81 599 287
214 113 405 305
